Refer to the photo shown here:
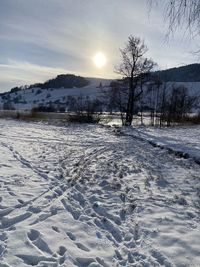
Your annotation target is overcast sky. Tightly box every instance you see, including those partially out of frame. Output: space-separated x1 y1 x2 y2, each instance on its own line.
0 0 199 92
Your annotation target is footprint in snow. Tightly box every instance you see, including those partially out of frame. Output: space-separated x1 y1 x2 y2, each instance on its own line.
17 199 24 204
96 231 102 239
27 229 39 241
27 229 53 255
57 245 67 256
75 242 90 252
52 226 60 233
66 231 90 252
8 191 16 197
66 231 76 241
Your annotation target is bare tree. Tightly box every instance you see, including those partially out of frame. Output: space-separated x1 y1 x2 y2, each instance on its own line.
147 78 163 126
156 84 198 126
115 36 155 126
106 80 129 125
68 95 102 123
149 0 200 35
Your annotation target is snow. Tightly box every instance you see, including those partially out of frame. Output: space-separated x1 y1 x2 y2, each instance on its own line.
123 125 200 163
0 79 200 111
0 119 200 266
0 78 112 110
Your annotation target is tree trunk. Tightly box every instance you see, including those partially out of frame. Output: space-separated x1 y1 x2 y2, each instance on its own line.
125 78 135 126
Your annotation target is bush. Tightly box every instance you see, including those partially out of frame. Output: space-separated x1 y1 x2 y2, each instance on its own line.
32 105 56 112
68 113 100 123
181 114 200 124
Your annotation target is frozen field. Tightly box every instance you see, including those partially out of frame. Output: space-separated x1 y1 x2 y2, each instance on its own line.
0 119 200 267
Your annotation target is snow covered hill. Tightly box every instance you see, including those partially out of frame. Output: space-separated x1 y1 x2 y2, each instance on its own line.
0 119 200 266
0 75 200 111
0 77 112 111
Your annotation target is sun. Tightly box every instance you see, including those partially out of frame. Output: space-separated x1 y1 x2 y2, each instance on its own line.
93 52 107 68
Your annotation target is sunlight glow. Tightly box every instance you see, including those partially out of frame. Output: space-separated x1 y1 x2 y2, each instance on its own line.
93 52 107 68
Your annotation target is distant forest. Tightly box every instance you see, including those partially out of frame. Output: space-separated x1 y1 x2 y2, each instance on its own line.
7 74 90 95
155 64 200 82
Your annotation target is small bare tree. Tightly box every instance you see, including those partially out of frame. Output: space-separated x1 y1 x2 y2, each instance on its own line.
115 35 155 126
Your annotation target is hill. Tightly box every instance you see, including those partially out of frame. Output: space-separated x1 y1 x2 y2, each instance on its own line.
1 65 200 112
0 76 112 111
9 74 90 94
155 63 200 82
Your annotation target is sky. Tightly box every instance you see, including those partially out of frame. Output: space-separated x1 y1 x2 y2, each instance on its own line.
0 0 200 92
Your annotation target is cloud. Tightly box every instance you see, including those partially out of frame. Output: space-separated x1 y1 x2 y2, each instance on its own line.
0 0 199 91
0 60 77 92
0 59 116 92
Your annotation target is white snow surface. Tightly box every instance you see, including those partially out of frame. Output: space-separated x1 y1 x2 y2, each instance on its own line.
123 125 200 163
0 78 112 110
0 119 200 266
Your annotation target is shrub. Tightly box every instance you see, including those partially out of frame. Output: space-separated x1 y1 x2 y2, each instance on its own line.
68 113 100 123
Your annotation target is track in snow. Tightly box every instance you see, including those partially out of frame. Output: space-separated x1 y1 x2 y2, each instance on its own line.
0 120 199 267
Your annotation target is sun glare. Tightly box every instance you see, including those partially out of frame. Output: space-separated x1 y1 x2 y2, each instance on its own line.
93 52 107 68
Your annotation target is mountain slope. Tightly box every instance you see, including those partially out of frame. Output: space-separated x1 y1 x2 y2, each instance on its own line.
155 63 200 82
1 66 200 111
0 77 112 111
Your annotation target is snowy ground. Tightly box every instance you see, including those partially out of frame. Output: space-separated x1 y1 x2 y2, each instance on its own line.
0 119 200 267
123 125 200 163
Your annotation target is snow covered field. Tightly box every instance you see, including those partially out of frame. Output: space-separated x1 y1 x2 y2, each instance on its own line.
0 119 200 267
123 125 200 164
